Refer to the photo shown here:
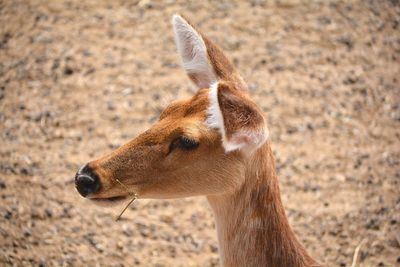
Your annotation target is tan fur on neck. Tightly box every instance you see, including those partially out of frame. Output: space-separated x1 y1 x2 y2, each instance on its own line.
208 143 320 267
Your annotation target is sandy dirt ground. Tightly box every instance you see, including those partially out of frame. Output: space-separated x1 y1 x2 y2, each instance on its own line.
1 0 399 266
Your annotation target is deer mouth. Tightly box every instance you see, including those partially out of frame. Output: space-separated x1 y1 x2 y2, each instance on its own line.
90 196 128 207
95 196 126 202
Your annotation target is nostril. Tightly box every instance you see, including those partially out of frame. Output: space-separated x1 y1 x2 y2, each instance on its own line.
75 164 100 197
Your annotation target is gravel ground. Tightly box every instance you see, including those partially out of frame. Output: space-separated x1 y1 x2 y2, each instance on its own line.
0 0 399 266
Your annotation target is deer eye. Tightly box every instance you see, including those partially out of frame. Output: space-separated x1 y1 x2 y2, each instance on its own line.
169 136 199 152
179 136 199 149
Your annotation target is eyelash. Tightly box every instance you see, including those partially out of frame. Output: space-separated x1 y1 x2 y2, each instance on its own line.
169 136 199 152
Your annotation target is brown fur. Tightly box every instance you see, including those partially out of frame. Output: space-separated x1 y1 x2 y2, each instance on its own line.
216 81 265 140
81 15 320 267
203 36 248 91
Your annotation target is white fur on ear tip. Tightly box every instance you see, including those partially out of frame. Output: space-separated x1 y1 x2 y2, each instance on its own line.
172 14 206 71
171 14 187 33
171 14 216 88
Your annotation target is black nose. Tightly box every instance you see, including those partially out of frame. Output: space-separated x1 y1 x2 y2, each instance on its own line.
75 163 100 197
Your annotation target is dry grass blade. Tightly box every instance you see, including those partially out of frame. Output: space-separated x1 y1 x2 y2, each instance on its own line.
115 195 137 221
115 178 138 221
351 238 366 267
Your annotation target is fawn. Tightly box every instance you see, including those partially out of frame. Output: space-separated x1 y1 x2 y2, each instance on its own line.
75 15 320 267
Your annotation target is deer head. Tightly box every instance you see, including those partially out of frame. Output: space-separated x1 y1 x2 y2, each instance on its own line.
75 15 269 203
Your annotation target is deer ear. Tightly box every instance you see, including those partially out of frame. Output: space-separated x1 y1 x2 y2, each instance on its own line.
172 14 217 89
206 82 268 153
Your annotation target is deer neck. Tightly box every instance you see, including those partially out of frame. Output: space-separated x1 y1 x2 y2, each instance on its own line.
207 143 317 267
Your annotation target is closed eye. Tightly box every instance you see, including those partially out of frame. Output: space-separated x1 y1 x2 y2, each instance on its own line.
169 136 199 153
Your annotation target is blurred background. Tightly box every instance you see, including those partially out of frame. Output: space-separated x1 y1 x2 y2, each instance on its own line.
0 0 399 266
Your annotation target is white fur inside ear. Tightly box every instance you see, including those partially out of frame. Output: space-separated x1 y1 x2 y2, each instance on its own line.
205 83 269 153
223 127 269 154
228 128 269 152
172 15 216 88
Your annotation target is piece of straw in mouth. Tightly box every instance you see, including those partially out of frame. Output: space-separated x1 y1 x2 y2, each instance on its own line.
115 178 138 221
